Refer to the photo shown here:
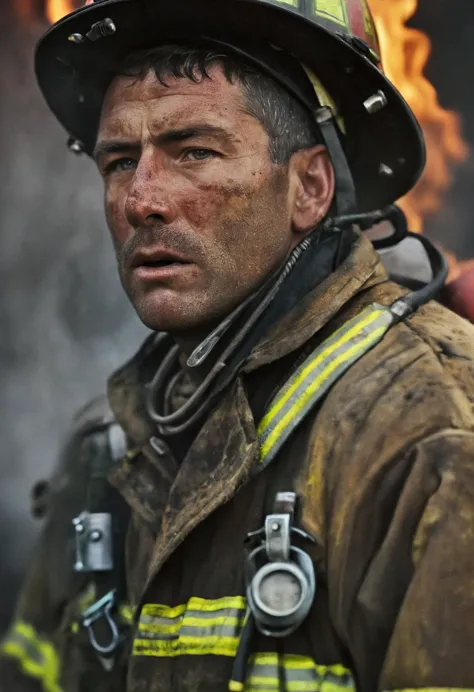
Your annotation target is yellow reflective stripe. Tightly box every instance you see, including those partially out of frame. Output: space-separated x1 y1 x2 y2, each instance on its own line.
142 602 187 619
245 682 348 692
260 305 383 432
247 676 319 690
264 323 386 451
134 597 247 657
387 690 474 691
133 634 239 657
186 596 246 611
139 619 182 635
119 603 135 624
229 654 354 692
1 621 62 692
258 304 393 465
140 596 246 624
250 653 329 669
76 584 95 615
140 614 243 634
141 596 246 620
229 681 245 691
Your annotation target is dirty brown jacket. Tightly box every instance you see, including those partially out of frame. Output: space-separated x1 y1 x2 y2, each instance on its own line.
2 233 474 692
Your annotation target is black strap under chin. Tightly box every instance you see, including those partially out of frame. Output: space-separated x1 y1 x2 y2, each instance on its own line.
315 107 357 216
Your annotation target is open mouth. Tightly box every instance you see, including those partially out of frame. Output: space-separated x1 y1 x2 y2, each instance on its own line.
140 259 184 268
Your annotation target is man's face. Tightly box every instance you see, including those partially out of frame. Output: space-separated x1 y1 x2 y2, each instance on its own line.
95 66 300 336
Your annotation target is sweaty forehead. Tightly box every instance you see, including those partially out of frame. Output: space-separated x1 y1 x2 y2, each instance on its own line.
99 66 246 138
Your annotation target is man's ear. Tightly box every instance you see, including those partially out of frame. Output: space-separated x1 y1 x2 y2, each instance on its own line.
289 145 335 235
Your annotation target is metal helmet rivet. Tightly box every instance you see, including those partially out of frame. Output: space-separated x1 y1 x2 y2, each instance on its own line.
68 33 85 44
379 163 394 176
102 18 116 35
363 90 388 114
86 17 116 41
67 137 84 155
89 529 103 542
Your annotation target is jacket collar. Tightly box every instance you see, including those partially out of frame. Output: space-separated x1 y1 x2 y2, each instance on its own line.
107 232 388 593
245 232 387 371
108 231 388 460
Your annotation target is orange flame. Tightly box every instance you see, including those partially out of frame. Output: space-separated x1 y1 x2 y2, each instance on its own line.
46 0 75 24
368 0 469 234
42 0 469 240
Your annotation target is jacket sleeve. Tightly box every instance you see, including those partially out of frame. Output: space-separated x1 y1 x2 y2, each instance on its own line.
0 396 114 692
0 528 63 692
330 428 474 691
377 429 474 690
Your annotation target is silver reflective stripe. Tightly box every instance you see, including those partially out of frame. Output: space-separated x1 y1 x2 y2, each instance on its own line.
138 612 245 640
3 628 44 666
134 597 246 657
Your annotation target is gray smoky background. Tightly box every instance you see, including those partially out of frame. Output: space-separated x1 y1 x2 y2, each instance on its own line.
0 0 474 634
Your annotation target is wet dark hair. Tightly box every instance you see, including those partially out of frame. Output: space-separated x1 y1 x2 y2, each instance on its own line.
119 44 321 164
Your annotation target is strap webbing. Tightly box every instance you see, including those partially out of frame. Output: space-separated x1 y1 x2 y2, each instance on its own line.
81 423 131 666
258 303 395 470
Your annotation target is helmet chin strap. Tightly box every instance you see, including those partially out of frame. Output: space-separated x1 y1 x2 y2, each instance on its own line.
315 106 357 216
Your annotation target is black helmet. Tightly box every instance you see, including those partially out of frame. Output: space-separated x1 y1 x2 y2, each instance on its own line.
35 0 425 214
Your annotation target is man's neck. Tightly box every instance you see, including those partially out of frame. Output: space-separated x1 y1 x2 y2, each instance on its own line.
171 317 232 384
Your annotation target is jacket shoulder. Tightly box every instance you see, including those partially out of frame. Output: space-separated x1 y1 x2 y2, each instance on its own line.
298 295 474 551
406 299 474 361
401 300 474 419
70 393 115 436
305 296 474 482
339 298 474 431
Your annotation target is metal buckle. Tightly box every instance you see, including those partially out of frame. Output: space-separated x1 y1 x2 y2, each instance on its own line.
245 492 316 638
73 511 113 573
81 589 120 657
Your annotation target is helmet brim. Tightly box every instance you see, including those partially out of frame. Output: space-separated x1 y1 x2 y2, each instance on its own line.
35 0 426 212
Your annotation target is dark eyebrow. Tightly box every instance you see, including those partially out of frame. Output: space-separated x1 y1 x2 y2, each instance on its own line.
154 124 232 146
93 125 233 164
93 140 140 165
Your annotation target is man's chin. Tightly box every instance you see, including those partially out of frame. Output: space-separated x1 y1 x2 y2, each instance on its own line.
130 291 207 335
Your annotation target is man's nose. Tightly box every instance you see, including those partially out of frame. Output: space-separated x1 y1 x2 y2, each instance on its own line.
124 156 177 228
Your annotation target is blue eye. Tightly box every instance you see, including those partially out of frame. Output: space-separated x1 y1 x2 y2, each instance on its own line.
106 157 137 174
184 149 214 161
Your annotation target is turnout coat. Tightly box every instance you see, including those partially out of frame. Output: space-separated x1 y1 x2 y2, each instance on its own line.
2 233 474 692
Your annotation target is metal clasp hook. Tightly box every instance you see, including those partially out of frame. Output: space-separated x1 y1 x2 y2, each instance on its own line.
81 589 120 656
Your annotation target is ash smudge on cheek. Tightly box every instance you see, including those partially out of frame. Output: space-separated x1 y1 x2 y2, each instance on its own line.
179 177 250 236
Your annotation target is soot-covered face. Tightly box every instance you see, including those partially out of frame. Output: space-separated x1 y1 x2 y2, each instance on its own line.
95 65 334 339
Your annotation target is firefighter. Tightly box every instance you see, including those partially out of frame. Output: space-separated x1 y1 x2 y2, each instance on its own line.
2 0 474 690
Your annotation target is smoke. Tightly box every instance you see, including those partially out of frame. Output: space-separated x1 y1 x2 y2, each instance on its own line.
0 0 473 636
0 8 146 631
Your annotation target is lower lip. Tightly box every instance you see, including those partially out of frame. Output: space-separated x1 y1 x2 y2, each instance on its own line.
132 263 192 281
